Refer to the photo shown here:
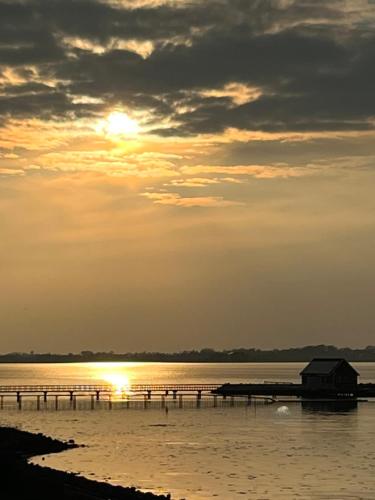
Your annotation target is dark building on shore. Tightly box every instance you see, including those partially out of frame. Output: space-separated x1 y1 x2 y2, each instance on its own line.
300 358 359 394
214 357 364 399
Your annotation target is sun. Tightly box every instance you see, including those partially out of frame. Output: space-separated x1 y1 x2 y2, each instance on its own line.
97 111 140 136
107 111 139 135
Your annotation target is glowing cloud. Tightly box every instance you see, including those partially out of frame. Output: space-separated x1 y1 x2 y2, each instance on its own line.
97 112 140 137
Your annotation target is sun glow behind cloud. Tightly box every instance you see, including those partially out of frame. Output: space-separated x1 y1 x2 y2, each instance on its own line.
96 111 140 137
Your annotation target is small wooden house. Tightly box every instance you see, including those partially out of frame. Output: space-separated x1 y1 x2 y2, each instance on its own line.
300 358 359 393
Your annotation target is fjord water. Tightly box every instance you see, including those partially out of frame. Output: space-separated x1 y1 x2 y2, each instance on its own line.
2 362 375 499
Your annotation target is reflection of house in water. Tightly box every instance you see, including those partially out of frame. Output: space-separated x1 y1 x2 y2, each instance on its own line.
300 358 359 396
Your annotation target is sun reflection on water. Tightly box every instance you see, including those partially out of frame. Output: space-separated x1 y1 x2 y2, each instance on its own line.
102 373 132 398
90 363 134 399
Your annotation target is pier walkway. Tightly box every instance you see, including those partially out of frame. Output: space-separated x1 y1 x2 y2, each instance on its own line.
0 383 220 399
213 382 375 398
0 383 274 410
2 377 375 410
2 381 375 399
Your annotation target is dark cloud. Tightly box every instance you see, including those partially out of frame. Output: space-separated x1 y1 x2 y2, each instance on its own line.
219 136 375 167
0 0 374 133
0 89 99 120
172 91 374 135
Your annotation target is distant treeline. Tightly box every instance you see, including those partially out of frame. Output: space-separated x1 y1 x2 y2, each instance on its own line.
2 345 375 363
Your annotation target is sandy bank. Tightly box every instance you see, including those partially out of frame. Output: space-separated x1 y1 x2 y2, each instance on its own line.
0 427 170 499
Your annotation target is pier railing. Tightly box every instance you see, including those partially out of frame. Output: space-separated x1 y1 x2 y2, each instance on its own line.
0 383 276 411
0 384 221 393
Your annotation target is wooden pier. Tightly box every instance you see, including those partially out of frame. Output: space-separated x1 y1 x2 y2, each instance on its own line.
0 383 220 400
0 383 274 411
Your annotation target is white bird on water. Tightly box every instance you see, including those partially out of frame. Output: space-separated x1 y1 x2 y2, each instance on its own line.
276 405 291 416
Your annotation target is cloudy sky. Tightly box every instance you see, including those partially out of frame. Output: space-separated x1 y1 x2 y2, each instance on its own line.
1 0 375 352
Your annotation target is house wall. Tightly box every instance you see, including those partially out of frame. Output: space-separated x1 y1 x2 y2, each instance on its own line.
333 364 358 388
302 364 357 391
303 374 335 389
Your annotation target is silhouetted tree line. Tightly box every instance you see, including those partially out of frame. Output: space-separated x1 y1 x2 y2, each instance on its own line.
1 345 375 363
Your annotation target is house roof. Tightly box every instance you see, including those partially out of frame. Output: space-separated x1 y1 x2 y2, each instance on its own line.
300 358 359 376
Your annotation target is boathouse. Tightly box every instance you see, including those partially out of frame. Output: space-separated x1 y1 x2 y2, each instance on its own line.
300 358 359 393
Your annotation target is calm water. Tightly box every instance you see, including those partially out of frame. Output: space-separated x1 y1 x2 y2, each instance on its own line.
2 362 375 499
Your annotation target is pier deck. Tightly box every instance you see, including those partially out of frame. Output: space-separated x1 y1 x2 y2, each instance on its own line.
0 383 272 410
1 382 375 399
0 383 219 397
213 382 375 398
1 379 375 411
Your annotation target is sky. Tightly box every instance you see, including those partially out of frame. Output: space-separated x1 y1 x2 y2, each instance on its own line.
1 0 375 353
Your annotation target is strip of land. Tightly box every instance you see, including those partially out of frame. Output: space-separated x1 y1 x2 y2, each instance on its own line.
0 426 170 500
1 345 375 363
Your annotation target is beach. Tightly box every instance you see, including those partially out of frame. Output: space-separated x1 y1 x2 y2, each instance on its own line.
0 426 170 500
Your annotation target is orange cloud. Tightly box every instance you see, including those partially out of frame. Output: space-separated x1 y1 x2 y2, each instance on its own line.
0 168 24 176
180 164 312 178
165 176 246 187
142 192 243 207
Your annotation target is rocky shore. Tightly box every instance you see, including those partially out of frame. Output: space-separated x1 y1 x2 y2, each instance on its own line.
0 427 170 499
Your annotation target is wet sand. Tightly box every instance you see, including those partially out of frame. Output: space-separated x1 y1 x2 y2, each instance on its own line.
0 426 170 500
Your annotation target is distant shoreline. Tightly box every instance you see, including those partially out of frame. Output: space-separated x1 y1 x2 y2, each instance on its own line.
2 359 375 364
0 426 169 500
1 345 375 363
